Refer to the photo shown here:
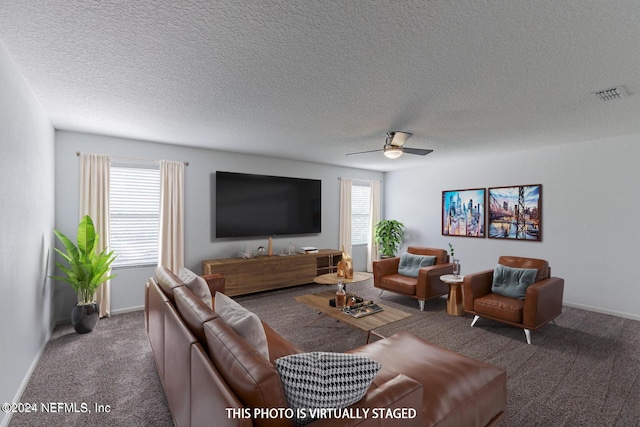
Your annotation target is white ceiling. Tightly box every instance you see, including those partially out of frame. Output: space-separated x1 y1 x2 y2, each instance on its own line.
1 1 639 171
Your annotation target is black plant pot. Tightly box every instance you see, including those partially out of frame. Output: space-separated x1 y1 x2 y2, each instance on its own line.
71 302 100 334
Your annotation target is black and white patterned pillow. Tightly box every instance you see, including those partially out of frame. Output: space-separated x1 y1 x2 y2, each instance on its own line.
275 352 381 424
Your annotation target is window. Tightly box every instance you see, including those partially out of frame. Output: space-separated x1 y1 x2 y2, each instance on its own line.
351 183 371 245
110 164 160 268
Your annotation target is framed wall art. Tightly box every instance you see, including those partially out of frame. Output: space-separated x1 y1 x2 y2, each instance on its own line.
488 184 542 241
442 188 486 238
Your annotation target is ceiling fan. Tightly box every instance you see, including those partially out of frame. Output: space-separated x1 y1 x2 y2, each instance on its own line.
346 131 433 159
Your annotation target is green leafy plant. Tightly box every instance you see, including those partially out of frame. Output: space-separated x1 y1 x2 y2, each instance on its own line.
50 215 117 305
374 220 405 257
448 243 455 258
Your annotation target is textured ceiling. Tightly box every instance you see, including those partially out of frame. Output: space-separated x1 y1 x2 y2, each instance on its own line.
1 0 640 171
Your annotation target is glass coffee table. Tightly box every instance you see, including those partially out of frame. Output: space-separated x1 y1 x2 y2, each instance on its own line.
295 290 411 343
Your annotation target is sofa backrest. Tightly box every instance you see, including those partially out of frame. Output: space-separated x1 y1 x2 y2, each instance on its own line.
174 285 217 346
155 266 184 304
407 247 448 264
204 317 292 427
498 256 550 282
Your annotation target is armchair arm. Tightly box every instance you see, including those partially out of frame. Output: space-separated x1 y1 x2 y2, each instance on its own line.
462 269 494 311
415 263 454 299
310 374 423 427
523 277 564 328
203 273 225 295
373 257 400 286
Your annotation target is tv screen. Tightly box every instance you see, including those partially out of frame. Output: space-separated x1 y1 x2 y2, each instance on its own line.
215 171 321 238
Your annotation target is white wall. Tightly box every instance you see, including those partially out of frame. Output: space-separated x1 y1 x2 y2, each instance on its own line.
54 131 383 321
0 44 55 427
384 135 640 320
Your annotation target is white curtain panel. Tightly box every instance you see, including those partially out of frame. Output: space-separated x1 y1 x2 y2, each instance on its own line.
79 153 111 318
338 178 352 256
158 160 185 273
367 180 381 272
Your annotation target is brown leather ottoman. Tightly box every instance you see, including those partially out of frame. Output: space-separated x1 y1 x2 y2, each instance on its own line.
348 331 506 427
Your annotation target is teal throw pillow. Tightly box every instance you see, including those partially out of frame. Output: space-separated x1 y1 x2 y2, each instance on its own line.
491 264 538 299
398 253 436 277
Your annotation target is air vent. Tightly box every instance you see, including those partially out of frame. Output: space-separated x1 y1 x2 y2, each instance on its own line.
592 86 627 102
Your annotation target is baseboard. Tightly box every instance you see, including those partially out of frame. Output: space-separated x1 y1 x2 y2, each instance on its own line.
563 301 640 321
1 327 53 427
56 305 144 326
111 305 144 315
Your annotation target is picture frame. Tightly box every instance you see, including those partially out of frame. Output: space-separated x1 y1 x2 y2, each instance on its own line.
488 184 542 241
442 188 486 238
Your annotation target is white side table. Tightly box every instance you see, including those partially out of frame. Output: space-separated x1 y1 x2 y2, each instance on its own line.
440 274 465 316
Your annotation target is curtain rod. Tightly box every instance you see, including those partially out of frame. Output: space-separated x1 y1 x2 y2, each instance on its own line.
76 151 189 166
338 177 378 183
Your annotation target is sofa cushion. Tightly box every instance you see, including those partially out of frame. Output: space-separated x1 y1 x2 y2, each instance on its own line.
474 293 524 323
398 253 436 277
179 267 213 309
214 292 269 360
174 285 217 346
348 331 506 427
155 266 183 303
491 264 538 299
203 317 289 426
275 352 381 425
380 274 417 295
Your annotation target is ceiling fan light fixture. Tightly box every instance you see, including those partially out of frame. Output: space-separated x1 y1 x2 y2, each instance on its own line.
383 145 403 159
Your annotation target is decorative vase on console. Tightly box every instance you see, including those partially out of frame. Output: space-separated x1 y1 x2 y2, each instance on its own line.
337 260 345 277
341 245 354 279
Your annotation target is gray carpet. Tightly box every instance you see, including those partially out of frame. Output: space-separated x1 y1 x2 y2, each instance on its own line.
10 280 640 427
9 311 173 427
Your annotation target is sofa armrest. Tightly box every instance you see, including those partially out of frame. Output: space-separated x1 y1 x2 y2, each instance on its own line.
262 321 304 362
462 269 494 311
373 257 400 286
523 277 564 328
203 273 225 295
310 374 423 427
415 263 455 299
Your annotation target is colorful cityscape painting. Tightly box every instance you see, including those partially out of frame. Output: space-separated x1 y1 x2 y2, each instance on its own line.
442 188 486 238
488 184 542 241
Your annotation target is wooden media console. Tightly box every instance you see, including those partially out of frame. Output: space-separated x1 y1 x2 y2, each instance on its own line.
202 249 342 296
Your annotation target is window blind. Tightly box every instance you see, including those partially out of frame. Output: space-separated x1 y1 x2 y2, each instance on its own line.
110 164 160 268
351 183 371 245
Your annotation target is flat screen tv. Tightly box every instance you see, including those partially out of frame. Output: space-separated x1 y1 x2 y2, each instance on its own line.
215 171 321 238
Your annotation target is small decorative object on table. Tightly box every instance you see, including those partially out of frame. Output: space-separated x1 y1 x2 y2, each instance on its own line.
344 300 384 318
336 282 346 308
340 245 354 279
452 259 460 278
448 243 460 278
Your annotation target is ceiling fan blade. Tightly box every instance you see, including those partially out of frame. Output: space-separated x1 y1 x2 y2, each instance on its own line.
402 147 433 156
388 131 413 147
345 149 384 156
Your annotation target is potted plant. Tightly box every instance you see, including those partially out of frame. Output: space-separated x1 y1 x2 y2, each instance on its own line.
50 215 117 333
373 219 405 257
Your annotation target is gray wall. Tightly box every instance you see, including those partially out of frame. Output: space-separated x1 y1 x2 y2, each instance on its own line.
0 44 55 427
54 130 383 321
385 135 640 320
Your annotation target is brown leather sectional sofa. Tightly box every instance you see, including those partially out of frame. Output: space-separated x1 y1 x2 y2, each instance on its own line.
145 266 507 427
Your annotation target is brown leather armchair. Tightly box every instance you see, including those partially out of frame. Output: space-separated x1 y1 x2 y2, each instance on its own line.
462 256 564 344
373 246 454 311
